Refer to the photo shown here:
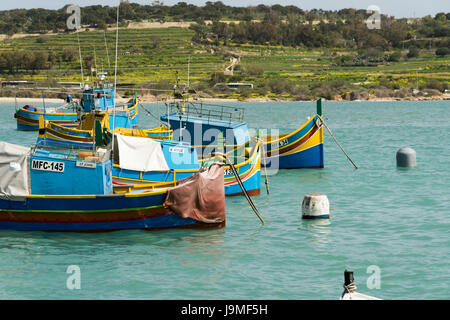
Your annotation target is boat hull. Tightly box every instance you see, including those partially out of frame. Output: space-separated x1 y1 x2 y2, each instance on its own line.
0 191 222 232
112 141 262 197
15 108 78 131
36 101 148 149
262 114 324 169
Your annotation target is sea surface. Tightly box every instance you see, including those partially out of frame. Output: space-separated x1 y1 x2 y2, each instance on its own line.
0 100 449 300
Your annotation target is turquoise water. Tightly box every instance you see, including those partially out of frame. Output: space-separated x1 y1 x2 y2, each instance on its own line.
0 100 449 300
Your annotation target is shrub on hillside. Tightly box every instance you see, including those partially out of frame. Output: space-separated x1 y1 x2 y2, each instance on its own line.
435 47 450 56
394 88 411 98
387 50 402 62
407 47 420 58
421 79 448 92
264 78 293 94
422 89 441 96
292 85 312 101
241 64 264 76
373 88 393 98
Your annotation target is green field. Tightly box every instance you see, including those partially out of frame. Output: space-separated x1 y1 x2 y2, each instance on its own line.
0 27 449 100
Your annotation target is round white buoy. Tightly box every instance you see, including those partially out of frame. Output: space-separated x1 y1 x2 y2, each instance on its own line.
396 147 417 168
302 193 330 219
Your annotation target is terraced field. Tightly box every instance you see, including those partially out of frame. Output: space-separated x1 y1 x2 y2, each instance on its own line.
0 26 448 99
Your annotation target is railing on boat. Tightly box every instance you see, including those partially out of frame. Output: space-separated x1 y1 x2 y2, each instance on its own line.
167 101 245 124
33 140 110 161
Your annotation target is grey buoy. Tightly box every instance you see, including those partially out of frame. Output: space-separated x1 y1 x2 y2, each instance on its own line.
302 193 330 219
396 147 417 168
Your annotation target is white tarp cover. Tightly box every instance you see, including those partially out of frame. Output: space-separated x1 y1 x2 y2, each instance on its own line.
116 134 169 172
0 141 30 200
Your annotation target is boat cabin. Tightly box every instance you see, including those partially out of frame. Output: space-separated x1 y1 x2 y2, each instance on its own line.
30 145 112 195
160 102 251 156
81 86 115 112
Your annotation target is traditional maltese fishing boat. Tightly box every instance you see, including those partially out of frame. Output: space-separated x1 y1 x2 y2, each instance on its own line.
14 101 79 131
37 109 261 196
160 99 324 170
35 100 167 149
14 77 138 131
261 114 324 169
0 141 225 232
111 134 261 197
261 99 324 169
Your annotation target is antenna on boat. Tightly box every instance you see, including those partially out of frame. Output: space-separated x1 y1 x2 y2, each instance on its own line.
187 55 190 88
42 91 46 119
93 45 98 73
77 32 84 88
103 30 111 69
111 2 120 157
166 101 170 137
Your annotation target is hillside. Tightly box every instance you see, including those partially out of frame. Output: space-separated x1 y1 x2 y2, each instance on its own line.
0 3 448 101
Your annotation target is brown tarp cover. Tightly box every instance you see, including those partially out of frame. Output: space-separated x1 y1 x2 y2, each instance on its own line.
164 163 225 224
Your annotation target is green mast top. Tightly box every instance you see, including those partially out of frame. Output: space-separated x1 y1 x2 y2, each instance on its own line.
316 98 323 116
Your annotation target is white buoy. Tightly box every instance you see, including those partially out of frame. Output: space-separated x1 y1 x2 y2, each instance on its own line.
396 147 417 167
302 193 330 219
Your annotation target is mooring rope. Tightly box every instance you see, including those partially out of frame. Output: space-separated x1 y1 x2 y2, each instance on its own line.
343 281 357 293
318 116 358 169
139 103 169 127
212 150 265 225
257 136 270 195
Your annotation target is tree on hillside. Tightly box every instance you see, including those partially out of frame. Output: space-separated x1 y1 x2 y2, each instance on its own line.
118 2 136 20
436 47 450 56
387 50 403 62
83 54 95 71
62 47 78 62
382 18 407 48
407 47 420 58
31 51 50 72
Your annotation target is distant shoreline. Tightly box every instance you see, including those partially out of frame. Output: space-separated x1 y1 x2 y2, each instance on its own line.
0 95 448 104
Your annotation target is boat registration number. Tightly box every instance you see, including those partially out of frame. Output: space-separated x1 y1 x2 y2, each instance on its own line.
76 161 96 169
169 147 185 154
31 159 65 173
224 168 234 176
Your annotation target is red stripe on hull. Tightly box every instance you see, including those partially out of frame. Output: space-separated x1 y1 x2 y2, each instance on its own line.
226 188 260 197
266 125 320 157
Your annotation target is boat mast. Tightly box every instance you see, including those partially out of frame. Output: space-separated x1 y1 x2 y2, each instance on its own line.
111 3 119 157
104 30 111 69
77 32 84 87
187 56 190 88
93 45 98 74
